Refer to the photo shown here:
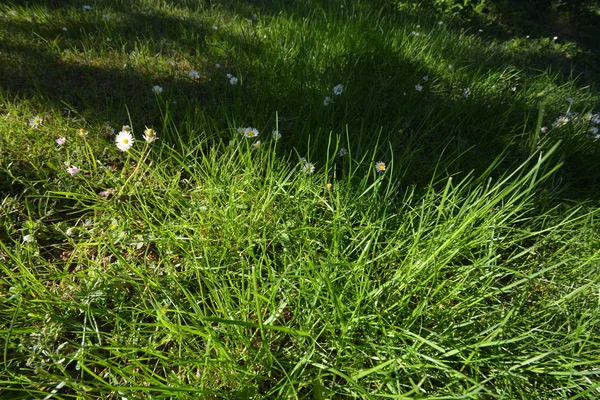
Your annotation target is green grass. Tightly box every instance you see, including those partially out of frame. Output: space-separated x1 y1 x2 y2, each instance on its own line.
1 0 600 398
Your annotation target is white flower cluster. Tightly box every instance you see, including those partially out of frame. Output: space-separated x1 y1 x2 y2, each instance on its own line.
237 127 259 138
549 109 600 138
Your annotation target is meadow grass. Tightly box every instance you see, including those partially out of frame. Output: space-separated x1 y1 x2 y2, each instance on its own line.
1 0 600 398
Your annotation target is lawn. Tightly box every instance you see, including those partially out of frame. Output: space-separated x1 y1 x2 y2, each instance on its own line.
1 0 600 398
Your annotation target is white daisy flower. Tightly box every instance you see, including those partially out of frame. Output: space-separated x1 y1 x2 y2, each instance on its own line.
333 84 344 95
55 137 66 145
143 127 158 143
241 127 259 138
29 115 43 128
415 84 423 92
540 126 548 133
188 70 200 79
252 140 261 148
83 5 92 10
338 147 348 157
212 25 218 30
226 73 232 78
152 85 163 94
302 162 315 175
229 76 238 85
67 166 80 176
62 27 67 31
272 130 281 140
323 96 332 106
422 75 428 81
375 161 386 172
104 123 115 136
552 115 569 129
115 130 134 151
121 125 132 133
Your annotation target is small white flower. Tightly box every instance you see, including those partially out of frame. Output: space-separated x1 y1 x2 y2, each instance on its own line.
104 123 115 136
553 36 558 41
338 147 348 157
143 127 158 143
121 125 132 133
22 234 36 243
188 70 200 79
301 162 315 175
229 76 238 85
252 140 261 148
66 227 75 237
241 127 259 138
448 64 453 69
62 27 67 31
540 126 548 133
29 115 43 128
272 130 281 140
323 96 332 106
83 5 92 10
215 63 221 68
566 97 573 103
247 19 253 25
55 137 66 145
552 116 569 129
415 84 423 92
212 25 218 30
584 113 600 125
253 14 258 20
115 130 134 151
591 127 599 136
375 161 386 173
333 84 344 95
226 73 232 79
152 85 163 94
462 88 471 98
422 75 428 81
67 166 80 176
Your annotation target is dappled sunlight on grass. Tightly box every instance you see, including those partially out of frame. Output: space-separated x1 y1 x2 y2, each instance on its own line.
1 0 600 398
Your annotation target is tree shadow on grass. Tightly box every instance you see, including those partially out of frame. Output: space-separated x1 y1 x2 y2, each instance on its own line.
1 0 599 200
